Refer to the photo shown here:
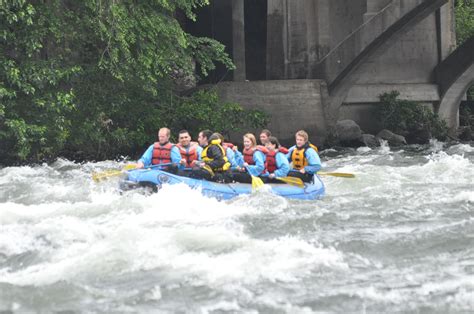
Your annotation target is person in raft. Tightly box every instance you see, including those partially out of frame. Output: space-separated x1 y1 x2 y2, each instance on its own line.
259 129 272 145
175 129 203 175
286 130 321 182
233 133 267 183
190 130 231 182
136 127 181 173
261 136 290 183
213 133 239 170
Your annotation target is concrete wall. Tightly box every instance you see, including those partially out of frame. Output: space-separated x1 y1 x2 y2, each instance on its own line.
215 80 328 146
329 0 367 49
355 15 439 84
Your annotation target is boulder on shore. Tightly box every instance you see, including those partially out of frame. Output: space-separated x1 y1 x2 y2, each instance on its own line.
336 120 362 142
376 129 407 146
360 134 379 147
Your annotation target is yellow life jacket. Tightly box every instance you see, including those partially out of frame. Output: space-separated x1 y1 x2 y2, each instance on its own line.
291 142 318 170
201 139 231 172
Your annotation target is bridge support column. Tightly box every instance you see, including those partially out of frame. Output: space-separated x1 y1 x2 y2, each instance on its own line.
232 0 246 81
266 0 330 79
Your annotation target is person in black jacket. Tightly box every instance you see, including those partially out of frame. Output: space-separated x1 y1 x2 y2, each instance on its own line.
190 130 231 182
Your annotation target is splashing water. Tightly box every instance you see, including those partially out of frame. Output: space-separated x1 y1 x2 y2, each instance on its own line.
1 142 473 312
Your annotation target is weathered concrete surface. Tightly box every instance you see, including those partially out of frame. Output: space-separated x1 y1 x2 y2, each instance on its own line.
438 0 457 60
232 0 246 81
322 0 448 127
215 80 328 146
346 84 440 103
435 36 474 131
355 16 439 84
266 0 286 79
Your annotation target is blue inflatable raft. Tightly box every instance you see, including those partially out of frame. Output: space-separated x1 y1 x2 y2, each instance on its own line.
120 168 325 201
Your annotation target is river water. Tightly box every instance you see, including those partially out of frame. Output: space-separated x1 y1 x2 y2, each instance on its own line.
0 141 473 313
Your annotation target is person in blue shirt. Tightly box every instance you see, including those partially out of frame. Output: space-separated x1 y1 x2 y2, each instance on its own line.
261 136 290 183
233 133 266 183
175 130 203 170
286 130 321 182
136 127 181 173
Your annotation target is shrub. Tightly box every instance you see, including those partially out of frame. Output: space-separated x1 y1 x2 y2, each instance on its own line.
377 91 448 141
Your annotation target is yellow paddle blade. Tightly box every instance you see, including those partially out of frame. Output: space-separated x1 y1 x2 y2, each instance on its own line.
317 172 355 178
92 164 136 182
276 176 305 188
251 176 264 191
92 169 124 182
123 164 138 170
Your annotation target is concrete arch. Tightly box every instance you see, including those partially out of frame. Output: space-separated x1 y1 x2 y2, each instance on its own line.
435 37 474 132
319 0 448 126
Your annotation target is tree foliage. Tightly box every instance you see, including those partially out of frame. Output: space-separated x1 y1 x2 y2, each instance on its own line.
455 0 474 44
454 0 474 100
0 0 264 164
377 91 448 141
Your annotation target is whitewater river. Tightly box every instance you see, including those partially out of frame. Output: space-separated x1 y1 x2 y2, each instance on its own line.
0 141 473 313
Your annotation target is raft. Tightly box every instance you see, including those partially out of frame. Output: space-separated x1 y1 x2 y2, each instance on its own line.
120 168 325 201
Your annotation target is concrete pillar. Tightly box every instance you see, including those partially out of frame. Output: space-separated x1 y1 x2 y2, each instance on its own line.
438 0 456 61
266 0 287 79
232 0 246 81
315 0 331 59
286 0 320 78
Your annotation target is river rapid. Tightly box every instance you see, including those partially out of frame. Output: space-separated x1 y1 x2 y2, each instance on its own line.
0 141 473 313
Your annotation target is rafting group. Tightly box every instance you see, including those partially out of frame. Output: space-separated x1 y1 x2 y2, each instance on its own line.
135 128 321 184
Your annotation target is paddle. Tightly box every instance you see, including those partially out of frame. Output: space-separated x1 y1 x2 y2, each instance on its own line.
92 163 172 182
251 175 264 190
276 176 305 188
317 171 355 178
243 166 264 191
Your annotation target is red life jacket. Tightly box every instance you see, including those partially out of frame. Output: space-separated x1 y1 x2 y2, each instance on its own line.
151 142 174 165
176 143 198 167
265 150 277 173
243 145 269 165
265 148 288 174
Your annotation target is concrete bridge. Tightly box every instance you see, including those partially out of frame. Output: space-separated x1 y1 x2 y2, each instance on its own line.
187 0 468 143
435 36 474 133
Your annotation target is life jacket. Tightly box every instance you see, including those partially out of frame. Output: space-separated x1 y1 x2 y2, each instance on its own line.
176 143 198 167
201 139 231 171
291 142 318 170
264 147 289 173
265 150 277 173
151 142 174 165
243 145 269 165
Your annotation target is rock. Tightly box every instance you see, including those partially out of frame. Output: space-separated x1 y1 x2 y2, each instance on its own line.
458 126 473 141
336 120 362 142
376 129 407 146
360 134 379 147
406 129 431 144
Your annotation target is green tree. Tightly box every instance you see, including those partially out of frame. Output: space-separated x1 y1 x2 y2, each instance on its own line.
455 0 474 44
455 0 474 100
1 1 265 164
